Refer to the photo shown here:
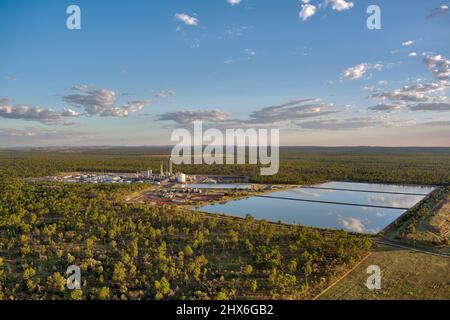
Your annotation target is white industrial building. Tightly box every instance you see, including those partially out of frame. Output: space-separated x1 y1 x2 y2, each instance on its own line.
176 173 186 183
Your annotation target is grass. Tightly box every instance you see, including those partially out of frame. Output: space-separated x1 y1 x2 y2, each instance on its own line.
318 244 450 300
381 187 450 254
404 196 450 251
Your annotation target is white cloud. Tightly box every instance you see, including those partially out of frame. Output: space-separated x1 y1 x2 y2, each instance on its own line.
367 82 448 102
369 90 430 102
300 0 354 22
409 52 417 57
402 40 414 46
62 86 151 117
299 3 317 21
1 86 151 125
367 80 449 112
401 82 447 93
422 53 450 80
158 110 230 124
426 5 449 20
0 104 76 125
174 13 199 26
227 0 242 6
342 64 367 79
409 102 450 112
61 108 81 117
342 63 383 80
298 117 385 130
158 98 338 128
369 103 404 112
245 99 337 125
325 0 354 12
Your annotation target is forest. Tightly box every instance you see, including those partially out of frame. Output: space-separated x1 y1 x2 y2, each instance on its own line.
0 147 448 300
0 178 371 300
1 146 449 185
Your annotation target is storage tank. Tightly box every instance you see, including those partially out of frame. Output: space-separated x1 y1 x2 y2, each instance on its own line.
177 173 186 183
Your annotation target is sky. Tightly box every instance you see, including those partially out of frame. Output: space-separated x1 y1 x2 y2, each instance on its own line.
0 0 449 147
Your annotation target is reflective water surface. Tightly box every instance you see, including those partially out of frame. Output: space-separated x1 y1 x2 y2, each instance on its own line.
198 182 435 234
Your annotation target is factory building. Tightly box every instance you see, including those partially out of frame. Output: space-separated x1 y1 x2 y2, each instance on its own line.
176 173 186 183
140 169 152 178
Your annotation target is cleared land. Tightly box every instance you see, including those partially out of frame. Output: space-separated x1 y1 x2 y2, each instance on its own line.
318 244 450 300
381 187 450 255
404 196 450 250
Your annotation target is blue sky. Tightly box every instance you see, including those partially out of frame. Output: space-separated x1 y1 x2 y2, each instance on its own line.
0 0 449 147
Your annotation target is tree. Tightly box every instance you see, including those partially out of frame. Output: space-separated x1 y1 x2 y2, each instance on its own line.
244 264 253 275
249 279 258 293
184 245 194 257
22 266 36 280
214 291 229 300
47 272 66 293
301 251 314 284
288 259 297 273
273 272 297 295
112 262 127 284
154 277 171 299
70 289 83 300
244 239 254 253
0 257 4 299
97 287 110 300
0 257 4 280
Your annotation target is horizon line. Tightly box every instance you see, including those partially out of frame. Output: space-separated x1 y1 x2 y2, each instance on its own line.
1 145 450 150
